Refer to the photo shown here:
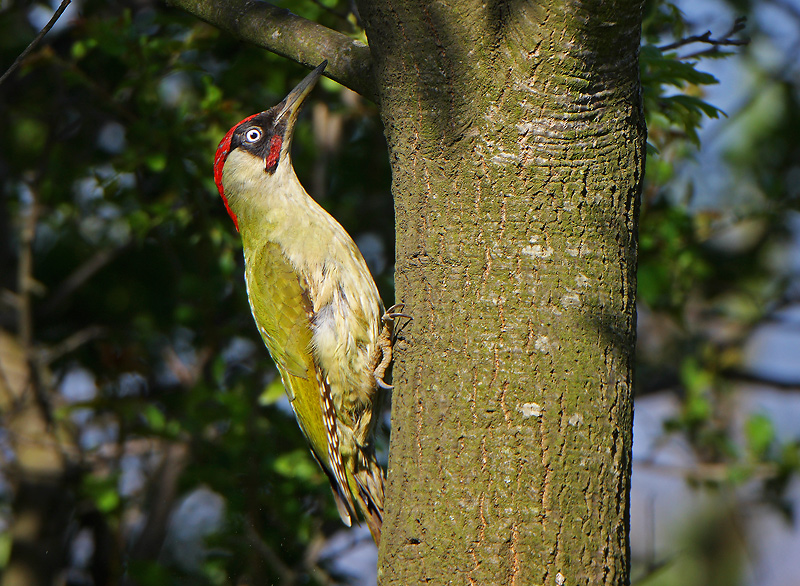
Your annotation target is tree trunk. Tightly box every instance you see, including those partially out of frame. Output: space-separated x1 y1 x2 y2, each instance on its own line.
0 331 74 586
357 1 645 584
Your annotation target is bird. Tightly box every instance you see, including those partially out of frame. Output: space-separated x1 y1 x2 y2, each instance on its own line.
213 61 397 544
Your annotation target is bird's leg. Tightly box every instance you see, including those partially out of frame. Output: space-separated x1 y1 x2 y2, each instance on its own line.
373 332 393 390
373 304 411 390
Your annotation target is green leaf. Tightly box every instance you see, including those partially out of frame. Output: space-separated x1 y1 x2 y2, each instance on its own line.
201 75 223 111
218 247 236 276
680 358 713 423
145 153 167 172
83 475 121 514
726 463 751 485
273 449 318 481
144 404 166 431
127 209 155 238
258 377 286 406
0 532 12 568
127 560 178 586
745 413 774 458
668 94 725 119
71 41 88 60
641 45 720 88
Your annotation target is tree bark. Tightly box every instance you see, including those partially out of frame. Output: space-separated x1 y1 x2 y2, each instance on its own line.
356 1 645 584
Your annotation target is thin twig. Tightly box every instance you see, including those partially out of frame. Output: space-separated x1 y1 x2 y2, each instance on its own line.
701 36 800 145
634 459 779 482
679 45 737 61
721 368 800 391
40 246 127 317
124 442 190 569
658 17 749 53
244 523 298 585
0 0 73 88
38 325 107 365
47 53 138 123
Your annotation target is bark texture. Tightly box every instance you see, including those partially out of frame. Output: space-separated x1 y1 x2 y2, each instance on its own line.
356 0 645 584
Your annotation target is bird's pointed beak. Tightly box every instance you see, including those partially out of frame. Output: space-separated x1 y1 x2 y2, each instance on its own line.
275 60 328 129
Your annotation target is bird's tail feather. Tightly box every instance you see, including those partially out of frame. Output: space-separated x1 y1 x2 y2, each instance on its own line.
350 453 384 545
310 447 356 527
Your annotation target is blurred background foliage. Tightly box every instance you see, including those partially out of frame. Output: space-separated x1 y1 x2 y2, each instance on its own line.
0 0 798 585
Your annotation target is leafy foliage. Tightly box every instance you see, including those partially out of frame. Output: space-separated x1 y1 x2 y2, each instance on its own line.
635 2 800 581
1 0 389 583
641 43 724 145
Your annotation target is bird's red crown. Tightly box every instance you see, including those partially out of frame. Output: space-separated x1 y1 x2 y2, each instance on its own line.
213 113 259 232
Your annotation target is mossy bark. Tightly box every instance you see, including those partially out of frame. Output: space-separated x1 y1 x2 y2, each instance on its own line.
357 0 645 584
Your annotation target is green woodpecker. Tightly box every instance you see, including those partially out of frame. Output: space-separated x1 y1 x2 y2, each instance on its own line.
213 61 394 544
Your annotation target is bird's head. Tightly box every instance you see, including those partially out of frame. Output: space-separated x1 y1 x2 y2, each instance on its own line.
213 60 327 231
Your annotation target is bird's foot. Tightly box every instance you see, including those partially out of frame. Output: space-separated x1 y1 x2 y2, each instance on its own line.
373 303 411 390
382 303 411 324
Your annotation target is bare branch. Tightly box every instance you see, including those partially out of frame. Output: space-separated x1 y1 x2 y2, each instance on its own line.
0 0 72 88
167 0 376 101
40 246 127 317
162 345 212 387
125 442 189 563
38 325 107 365
721 368 800 391
634 459 780 483
244 523 298 585
678 45 737 61
659 17 749 54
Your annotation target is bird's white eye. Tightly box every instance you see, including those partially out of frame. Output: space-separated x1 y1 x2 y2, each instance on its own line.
245 128 262 142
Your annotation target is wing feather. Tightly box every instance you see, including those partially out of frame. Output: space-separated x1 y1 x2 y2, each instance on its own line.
244 241 355 523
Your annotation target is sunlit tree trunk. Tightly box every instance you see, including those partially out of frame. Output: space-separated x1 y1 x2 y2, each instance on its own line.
0 331 74 586
357 1 645 583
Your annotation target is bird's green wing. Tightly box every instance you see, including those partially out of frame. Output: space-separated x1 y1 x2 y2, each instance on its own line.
244 242 314 386
243 241 356 523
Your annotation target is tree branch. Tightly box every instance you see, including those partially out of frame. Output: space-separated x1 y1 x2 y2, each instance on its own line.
39 246 127 317
658 17 749 54
243 523 297 585
37 325 106 365
0 0 72 88
721 368 800 391
167 0 376 101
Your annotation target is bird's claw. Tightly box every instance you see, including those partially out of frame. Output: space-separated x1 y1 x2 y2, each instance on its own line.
374 374 393 390
382 303 412 324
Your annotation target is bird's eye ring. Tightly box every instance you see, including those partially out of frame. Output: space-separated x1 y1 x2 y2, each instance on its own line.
245 128 262 142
